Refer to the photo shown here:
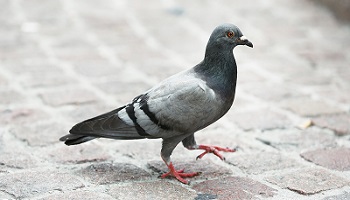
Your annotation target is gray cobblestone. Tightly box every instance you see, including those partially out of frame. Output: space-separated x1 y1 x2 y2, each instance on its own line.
38 191 115 200
46 143 110 164
78 162 151 184
0 170 84 199
313 113 350 136
256 127 338 152
109 181 197 200
323 192 350 200
192 176 277 200
39 88 98 107
227 152 303 175
10 121 67 146
281 97 345 117
0 151 37 169
229 107 293 131
301 147 350 171
265 168 349 195
0 108 49 125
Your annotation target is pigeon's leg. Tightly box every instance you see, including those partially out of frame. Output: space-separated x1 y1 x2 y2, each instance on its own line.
182 134 237 161
161 136 200 184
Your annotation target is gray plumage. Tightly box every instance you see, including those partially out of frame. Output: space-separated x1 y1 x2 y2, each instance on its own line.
60 23 253 184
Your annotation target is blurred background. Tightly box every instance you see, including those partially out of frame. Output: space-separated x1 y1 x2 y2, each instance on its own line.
0 0 349 199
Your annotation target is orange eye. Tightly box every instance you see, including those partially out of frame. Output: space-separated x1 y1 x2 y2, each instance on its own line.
226 31 234 38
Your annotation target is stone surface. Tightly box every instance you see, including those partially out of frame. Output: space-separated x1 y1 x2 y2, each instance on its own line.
192 176 277 200
0 108 49 125
0 171 84 199
230 107 292 131
266 168 349 195
313 113 350 136
62 102 115 122
0 90 25 105
323 192 350 200
95 80 152 103
78 162 151 184
227 152 302 174
114 139 161 161
9 121 68 146
313 0 350 22
108 181 197 200
39 88 98 106
73 60 122 78
280 97 344 117
21 71 77 88
47 143 110 164
0 151 37 169
39 190 115 200
256 127 337 151
301 147 350 171
240 82 303 102
0 191 13 200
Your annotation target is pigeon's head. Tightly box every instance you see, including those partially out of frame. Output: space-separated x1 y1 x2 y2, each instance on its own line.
208 23 253 49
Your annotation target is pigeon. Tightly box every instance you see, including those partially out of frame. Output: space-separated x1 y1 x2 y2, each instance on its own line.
60 23 253 184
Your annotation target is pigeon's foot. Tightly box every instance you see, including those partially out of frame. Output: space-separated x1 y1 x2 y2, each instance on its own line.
161 162 200 184
195 145 237 160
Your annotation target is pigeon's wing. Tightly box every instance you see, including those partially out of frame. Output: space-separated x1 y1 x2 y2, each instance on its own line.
60 106 155 145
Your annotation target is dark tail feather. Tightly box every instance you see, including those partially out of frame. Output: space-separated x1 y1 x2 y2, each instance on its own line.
60 106 153 146
59 134 96 145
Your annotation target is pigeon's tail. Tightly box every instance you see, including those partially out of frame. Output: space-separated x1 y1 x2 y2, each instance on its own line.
60 106 154 146
59 134 96 145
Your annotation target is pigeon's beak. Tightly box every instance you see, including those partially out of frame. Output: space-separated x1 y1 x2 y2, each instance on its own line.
238 36 253 48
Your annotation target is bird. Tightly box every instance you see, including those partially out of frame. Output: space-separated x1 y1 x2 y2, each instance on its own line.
60 23 253 184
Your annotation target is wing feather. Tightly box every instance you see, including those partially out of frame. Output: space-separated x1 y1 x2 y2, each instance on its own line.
60 106 156 145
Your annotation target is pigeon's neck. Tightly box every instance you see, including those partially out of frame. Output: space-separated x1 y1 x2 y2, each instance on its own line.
194 47 237 102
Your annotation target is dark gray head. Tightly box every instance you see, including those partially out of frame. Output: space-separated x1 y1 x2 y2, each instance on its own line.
207 23 253 50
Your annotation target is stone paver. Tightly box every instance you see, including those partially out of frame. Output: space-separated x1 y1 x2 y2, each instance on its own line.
108 181 197 200
322 192 350 200
226 152 303 174
0 151 37 169
0 171 84 199
38 191 116 200
77 162 151 184
0 108 49 125
301 147 350 171
256 127 337 151
313 113 350 136
266 168 349 195
10 121 67 146
230 107 293 131
192 177 277 200
0 0 350 199
39 88 99 107
46 144 110 164
280 97 345 117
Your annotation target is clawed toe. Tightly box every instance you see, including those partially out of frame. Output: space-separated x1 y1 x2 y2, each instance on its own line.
161 162 200 184
195 145 237 160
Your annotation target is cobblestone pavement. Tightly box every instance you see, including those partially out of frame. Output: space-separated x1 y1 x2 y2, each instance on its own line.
1 0 350 199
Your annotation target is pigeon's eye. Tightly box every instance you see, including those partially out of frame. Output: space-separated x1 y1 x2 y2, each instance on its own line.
226 31 234 38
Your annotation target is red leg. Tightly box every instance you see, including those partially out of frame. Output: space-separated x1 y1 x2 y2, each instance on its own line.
192 145 237 160
161 162 200 184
